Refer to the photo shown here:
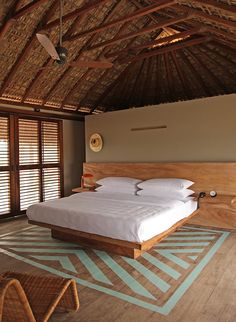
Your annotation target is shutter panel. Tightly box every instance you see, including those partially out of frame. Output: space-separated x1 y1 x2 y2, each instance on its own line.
42 121 61 201
42 121 59 164
0 171 10 215
43 168 60 201
0 116 10 216
18 118 40 211
19 119 39 165
19 169 40 211
0 117 9 166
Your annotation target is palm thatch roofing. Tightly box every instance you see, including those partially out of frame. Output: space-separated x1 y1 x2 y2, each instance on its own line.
0 0 236 116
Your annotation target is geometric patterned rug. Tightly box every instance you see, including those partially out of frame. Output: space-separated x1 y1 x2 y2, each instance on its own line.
0 225 230 316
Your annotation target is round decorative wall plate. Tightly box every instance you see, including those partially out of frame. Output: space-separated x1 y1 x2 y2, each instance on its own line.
89 133 103 152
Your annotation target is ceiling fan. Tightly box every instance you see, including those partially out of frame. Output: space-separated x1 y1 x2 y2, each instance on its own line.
36 0 113 69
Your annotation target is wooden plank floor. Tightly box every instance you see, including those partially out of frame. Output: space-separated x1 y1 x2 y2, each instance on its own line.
0 216 236 322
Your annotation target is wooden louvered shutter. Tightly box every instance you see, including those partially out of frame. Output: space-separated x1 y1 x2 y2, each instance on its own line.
42 121 62 201
0 116 11 216
18 119 40 211
0 115 63 218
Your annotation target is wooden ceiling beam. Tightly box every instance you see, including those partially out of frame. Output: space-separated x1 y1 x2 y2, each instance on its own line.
164 53 175 102
76 19 152 111
64 0 176 42
0 0 19 41
203 43 236 68
154 55 161 104
140 56 154 106
40 0 112 31
0 98 84 116
0 0 59 97
105 27 202 58
0 104 84 121
13 0 49 19
178 6 236 30
189 0 236 15
120 36 210 64
131 0 162 24
179 49 210 96
86 14 190 51
126 59 146 108
198 45 235 80
204 26 236 43
213 37 236 50
21 7 89 103
90 64 135 113
186 47 227 93
48 0 126 108
170 51 192 99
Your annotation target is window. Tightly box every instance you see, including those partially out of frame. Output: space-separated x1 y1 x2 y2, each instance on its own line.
0 114 63 219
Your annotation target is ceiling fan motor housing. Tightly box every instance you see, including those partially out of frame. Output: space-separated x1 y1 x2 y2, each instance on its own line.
56 46 68 64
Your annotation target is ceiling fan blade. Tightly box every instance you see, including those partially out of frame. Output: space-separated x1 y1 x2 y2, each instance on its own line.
36 32 60 61
69 60 113 69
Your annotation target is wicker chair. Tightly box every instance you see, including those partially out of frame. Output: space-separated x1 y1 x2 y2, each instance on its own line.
0 272 79 322
0 277 36 322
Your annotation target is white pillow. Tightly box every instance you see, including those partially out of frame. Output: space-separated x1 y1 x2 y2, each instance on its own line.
95 186 137 195
138 178 194 190
96 176 141 187
137 188 194 199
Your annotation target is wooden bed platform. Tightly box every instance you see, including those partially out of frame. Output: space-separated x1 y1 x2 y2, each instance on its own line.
28 162 236 258
29 210 199 259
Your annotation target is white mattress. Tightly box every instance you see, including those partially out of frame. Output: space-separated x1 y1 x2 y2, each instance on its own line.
27 193 198 243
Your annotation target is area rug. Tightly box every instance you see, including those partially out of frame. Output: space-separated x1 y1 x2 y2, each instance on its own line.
0 225 230 315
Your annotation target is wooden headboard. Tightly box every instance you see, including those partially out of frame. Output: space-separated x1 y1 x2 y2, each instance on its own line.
84 162 236 196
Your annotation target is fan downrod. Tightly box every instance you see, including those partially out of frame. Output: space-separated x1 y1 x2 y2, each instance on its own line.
55 46 68 65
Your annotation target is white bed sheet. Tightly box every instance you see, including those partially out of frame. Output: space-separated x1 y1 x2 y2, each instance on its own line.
27 193 198 243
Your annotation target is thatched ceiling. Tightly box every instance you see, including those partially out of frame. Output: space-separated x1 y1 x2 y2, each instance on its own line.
0 0 235 116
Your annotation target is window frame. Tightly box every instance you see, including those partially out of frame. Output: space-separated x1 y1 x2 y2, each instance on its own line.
0 112 64 219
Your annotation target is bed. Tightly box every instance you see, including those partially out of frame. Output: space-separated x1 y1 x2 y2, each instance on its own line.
27 192 199 258
27 162 236 258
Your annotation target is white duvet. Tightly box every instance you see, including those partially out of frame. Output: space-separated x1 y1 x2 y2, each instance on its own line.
27 192 197 242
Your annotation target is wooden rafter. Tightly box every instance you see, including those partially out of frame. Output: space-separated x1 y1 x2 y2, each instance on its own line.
0 98 83 117
186 47 227 93
13 0 50 19
105 27 202 58
63 1 147 109
0 0 59 97
90 64 135 113
75 19 154 111
178 6 236 30
197 46 235 80
86 14 190 51
0 0 19 41
178 49 210 96
131 0 163 24
64 0 176 42
56 0 127 108
170 51 192 99
40 0 112 32
203 43 236 70
204 26 236 43
140 56 154 106
126 59 146 107
156 55 164 103
189 0 236 15
163 53 174 101
120 36 210 64
213 37 236 50
21 8 89 102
